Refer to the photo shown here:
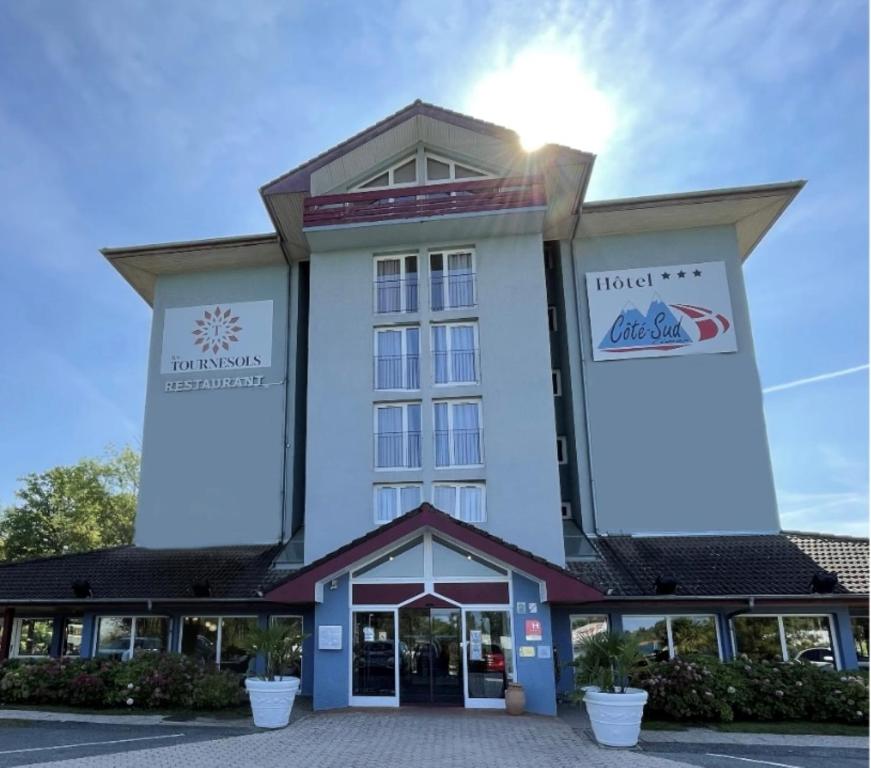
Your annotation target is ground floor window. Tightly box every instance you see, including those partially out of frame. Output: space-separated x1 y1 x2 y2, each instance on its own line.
62 618 84 657
270 615 304 677
95 616 169 660
851 617 869 665
569 615 609 660
12 618 53 658
731 614 837 667
181 616 257 673
352 611 396 698
465 610 513 700
622 615 720 661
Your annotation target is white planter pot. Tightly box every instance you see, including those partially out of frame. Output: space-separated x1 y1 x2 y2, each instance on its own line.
245 676 300 729
583 686 648 748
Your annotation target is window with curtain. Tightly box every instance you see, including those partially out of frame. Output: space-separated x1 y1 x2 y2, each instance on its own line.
434 400 482 467
375 255 418 313
374 484 422 524
375 327 419 390
375 403 421 469
432 323 478 385
432 483 485 522
430 250 475 310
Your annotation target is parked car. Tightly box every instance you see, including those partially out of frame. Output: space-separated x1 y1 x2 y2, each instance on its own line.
795 646 836 669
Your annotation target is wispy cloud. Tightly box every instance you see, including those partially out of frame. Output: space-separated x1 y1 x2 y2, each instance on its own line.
778 490 869 537
763 364 869 394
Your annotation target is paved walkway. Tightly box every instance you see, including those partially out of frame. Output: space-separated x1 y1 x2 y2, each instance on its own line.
18 709 682 768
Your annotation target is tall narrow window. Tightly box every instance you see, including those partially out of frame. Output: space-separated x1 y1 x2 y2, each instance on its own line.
556 436 568 465
432 323 478 384
375 403 422 469
432 483 485 522
375 255 418 314
375 327 419 390
374 484 422 524
430 250 475 310
434 400 482 467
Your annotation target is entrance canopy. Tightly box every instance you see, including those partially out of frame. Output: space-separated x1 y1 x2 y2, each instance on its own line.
265 504 602 605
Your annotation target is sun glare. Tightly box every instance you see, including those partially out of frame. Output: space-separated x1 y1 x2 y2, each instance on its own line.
466 48 617 154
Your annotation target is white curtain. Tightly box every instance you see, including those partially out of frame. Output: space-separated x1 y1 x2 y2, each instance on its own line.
400 486 421 514
376 407 402 467
452 402 481 465
432 485 456 515
448 252 474 308
450 325 476 382
458 486 484 522
405 328 420 389
375 487 398 523
432 326 449 384
434 403 450 466
376 330 402 389
376 259 401 313
406 404 421 468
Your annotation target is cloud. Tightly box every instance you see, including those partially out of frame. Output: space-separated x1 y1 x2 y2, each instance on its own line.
778 490 869 537
763 364 869 394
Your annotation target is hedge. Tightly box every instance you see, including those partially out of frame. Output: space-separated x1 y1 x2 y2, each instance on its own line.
631 655 869 724
0 654 245 710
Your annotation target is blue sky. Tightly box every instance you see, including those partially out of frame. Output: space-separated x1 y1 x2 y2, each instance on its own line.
0 0 867 536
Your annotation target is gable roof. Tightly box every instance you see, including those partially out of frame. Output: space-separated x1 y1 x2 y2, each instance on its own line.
260 100 521 197
0 544 281 603
264 504 604 604
567 532 869 598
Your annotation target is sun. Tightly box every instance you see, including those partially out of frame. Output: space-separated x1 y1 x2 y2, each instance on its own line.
466 48 617 154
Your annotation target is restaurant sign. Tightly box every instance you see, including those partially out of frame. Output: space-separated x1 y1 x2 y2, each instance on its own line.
585 262 737 361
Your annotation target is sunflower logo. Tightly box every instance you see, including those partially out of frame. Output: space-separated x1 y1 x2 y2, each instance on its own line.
192 306 242 354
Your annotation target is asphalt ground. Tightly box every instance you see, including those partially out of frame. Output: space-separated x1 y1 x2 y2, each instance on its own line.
0 719 254 767
642 740 868 768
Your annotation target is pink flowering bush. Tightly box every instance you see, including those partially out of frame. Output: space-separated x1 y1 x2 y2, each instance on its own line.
0 654 245 711
633 655 869 724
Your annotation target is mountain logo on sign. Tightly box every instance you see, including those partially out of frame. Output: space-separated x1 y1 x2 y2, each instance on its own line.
599 298 730 354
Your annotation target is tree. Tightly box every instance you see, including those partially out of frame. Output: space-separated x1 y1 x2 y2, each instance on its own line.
0 446 139 562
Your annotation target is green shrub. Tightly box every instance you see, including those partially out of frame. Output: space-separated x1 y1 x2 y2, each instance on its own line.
632 655 869 725
0 654 244 711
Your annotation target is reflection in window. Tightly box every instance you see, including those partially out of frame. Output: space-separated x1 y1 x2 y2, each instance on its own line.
466 610 513 699
353 611 396 697
570 615 609 660
852 617 869 664
731 615 837 667
732 616 783 661
623 616 669 662
220 617 258 673
14 618 53 657
783 616 835 666
96 617 169 660
670 616 719 658
180 616 255 672
270 616 304 677
62 618 84 657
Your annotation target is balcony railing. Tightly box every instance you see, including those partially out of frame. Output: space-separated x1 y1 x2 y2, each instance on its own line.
374 354 420 390
374 277 419 314
434 429 484 468
374 431 422 469
431 272 476 310
433 349 480 385
304 176 546 227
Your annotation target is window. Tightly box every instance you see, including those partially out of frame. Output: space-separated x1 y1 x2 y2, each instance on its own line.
12 618 53 658
852 617 869 664
430 250 475 310
424 152 489 183
375 403 422 469
352 611 396 698
561 502 572 520
570 615 609 660
552 369 562 396
374 484 422 524
623 615 720 661
432 323 479 385
548 305 558 332
374 254 418 314
95 616 169 660
731 614 838 666
269 615 304 677
355 155 418 190
62 618 84 657
432 483 485 522
434 399 482 467
374 327 419 390
556 437 568 465
181 616 258 673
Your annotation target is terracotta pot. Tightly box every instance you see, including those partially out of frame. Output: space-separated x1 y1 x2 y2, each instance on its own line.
505 682 525 715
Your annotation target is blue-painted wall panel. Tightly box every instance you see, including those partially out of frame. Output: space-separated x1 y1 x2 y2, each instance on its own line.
511 573 556 715
313 575 350 709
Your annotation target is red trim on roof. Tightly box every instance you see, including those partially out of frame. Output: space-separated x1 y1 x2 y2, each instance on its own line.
264 505 603 604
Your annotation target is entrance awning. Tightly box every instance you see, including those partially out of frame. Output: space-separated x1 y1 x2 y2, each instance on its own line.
265 504 603 604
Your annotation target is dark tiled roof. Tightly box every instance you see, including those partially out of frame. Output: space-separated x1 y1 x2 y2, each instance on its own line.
0 545 281 602
567 532 869 597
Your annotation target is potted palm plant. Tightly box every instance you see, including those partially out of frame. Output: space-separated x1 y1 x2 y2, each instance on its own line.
244 623 306 728
574 632 647 747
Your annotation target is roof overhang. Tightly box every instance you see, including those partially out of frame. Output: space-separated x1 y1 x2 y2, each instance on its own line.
265 504 603 605
101 233 284 305
577 181 805 260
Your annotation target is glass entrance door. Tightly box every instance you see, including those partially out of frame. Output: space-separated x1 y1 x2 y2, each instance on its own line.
464 609 514 707
399 608 463 705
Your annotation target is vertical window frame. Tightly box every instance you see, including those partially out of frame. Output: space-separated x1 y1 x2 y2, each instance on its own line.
374 401 422 470
433 398 483 468
374 253 419 315
431 482 486 523
374 326 420 391
429 248 477 311
431 321 480 386
373 483 423 524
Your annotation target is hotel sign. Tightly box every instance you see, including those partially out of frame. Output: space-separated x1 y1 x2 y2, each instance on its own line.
585 261 737 362
160 300 273 375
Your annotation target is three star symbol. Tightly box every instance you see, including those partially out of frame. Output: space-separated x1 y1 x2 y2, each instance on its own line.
660 269 702 280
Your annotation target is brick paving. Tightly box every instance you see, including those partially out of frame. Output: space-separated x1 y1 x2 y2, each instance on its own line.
23 708 683 768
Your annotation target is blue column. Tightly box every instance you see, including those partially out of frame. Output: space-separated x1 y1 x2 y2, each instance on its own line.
833 608 859 670
511 573 556 716
300 606 315 697
313 574 350 710
79 613 96 658
49 615 64 658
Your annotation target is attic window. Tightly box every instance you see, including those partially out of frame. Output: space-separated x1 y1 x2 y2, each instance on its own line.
425 153 490 183
355 156 418 190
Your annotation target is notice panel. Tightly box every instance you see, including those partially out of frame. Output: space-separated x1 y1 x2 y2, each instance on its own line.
585 262 736 362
